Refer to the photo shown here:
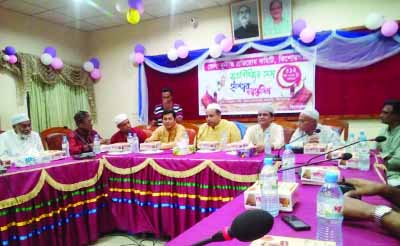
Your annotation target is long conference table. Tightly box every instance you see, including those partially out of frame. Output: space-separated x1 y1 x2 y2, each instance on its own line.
0 150 398 246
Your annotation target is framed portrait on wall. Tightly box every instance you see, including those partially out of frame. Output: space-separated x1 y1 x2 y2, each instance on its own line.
261 0 292 39
230 0 261 43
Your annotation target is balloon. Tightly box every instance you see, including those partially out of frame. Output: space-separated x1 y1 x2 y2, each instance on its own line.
299 27 316 43
135 0 144 14
89 57 100 69
83 61 94 72
365 13 385 30
221 37 233 52
167 48 178 61
51 57 64 70
8 55 17 64
214 33 226 44
174 40 185 49
292 19 307 35
177 45 189 59
4 46 16 55
209 44 222 58
134 53 144 64
90 69 101 80
115 0 129 13
43 46 57 57
127 8 141 25
381 20 399 37
40 53 53 65
134 44 145 54
2 55 10 61
128 0 137 8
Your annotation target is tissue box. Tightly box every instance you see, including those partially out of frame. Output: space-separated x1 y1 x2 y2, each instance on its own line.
304 143 327 154
244 181 299 212
225 141 248 152
197 141 220 151
45 150 66 160
300 166 340 185
140 141 161 151
109 143 131 152
237 147 257 158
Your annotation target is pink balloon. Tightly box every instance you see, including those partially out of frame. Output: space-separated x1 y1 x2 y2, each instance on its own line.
177 45 189 59
90 69 101 80
135 52 144 64
299 27 316 43
221 37 233 52
51 57 64 70
381 20 399 37
8 55 17 64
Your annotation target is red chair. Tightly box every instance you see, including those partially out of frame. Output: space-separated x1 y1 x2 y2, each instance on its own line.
186 128 197 145
40 127 73 150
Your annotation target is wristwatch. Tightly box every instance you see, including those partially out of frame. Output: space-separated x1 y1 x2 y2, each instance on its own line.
373 205 393 225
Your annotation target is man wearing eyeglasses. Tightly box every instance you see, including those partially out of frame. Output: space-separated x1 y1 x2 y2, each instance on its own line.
243 105 284 152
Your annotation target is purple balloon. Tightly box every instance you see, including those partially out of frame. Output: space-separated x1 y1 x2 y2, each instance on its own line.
174 40 185 49
136 0 144 14
128 0 139 8
43 46 57 58
89 57 100 69
214 33 226 44
4 46 16 55
135 44 145 54
292 19 307 36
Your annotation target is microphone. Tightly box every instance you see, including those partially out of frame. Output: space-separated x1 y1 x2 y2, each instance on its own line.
191 209 274 246
274 128 321 161
279 153 353 172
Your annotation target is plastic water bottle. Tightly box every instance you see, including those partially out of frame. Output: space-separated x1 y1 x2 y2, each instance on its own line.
182 131 189 147
282 144 296 183
132 133 139 153
259 158 279 217
93 134 101 154
345 132 356 153
264 130 272 157
62 135 70 157
316 172 343 246
358 134 370 171
220 131 228 150
127 132 134 152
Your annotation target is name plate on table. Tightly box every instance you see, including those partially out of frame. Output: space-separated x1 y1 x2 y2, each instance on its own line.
303 143 327 155
197 141 220 151
140 141 161 152
301 166 340 185
251 235 336 246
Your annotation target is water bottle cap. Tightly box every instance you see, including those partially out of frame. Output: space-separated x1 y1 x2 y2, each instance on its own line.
324 171 338 183
285 144 292 150
263 157 273 166
349 132 355 137
128 132 132 137
359 135 367 141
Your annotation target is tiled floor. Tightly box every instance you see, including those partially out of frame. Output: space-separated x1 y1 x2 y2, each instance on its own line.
90 233 166 246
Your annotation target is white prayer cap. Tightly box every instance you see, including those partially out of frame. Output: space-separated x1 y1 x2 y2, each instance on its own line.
113 113 129 126
258 105 275 114
206 103 221 112
10 113 30 126
300 108 320 121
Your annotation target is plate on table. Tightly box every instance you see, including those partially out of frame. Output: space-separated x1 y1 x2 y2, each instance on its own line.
196 149 219 153
139 150 164 154
106 151 131 156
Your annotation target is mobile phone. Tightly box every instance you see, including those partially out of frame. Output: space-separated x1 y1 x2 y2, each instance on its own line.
282 215 311 231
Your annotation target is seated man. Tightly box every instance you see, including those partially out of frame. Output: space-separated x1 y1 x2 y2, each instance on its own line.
376 99 400 187
152 87 183 126
0 113 44 159
290 108 341 147
145 110 186 150
342 178 400 238
196 103 241 144
68 111 107 155
110 114 147 144
243 105 284 152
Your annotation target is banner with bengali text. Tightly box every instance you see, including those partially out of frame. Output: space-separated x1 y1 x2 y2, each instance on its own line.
198 50 315 115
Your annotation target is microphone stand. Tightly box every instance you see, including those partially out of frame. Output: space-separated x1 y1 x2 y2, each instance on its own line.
278 156 345 172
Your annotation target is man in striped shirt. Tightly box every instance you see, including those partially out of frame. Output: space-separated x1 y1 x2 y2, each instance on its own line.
152 88 183 126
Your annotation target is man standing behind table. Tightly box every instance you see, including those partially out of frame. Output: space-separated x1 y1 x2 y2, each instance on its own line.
68 111 107 155
243 105 284 153
290 108 341 148
0 113 44 160
376 99 400 187
196 103 241 144
152 88 183 127
110 114 147 144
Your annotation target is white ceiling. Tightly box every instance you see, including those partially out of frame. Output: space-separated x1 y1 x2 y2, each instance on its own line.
0 0 233 32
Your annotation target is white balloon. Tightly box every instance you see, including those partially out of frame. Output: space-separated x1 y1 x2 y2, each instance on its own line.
365 13 385 30
209 44 222 58
40 53 53 66
83 61 94 72
3 55 9 61
167 48 178 61
115 0 129 13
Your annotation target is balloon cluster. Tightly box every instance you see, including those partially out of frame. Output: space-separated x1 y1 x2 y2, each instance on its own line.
40 46 64 70
2 46 18 64
365 13 398 37
167 40 189 61
209 33 233 58
129 44 145 65
293 19 316 44
115 0 144 25
82 58 102 80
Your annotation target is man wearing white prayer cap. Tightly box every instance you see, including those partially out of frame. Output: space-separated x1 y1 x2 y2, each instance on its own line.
110 113 147 144
0 113 44 160
243 105 284 152
196 103 241 144
290 108 341 147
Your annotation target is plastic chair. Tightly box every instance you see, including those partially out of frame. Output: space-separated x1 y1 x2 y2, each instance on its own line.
40 126 73 150
234 121 248 139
